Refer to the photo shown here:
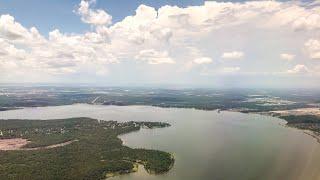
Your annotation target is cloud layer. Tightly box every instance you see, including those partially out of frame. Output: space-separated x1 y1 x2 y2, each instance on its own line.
0 0 320 86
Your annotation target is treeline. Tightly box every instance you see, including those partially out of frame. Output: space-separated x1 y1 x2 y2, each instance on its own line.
280 115 320 124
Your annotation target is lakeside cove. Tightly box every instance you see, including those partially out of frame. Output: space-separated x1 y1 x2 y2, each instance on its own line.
1 104 320 180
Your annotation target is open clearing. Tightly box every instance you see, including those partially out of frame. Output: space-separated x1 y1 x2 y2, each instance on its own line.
271 108 320 116
0 138 78 151
0 138 29 151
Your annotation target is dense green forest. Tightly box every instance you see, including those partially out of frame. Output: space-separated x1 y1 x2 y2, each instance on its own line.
0 118 174 179
279 115 320 133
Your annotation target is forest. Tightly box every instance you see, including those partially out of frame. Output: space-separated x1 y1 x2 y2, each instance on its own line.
0 118 174 179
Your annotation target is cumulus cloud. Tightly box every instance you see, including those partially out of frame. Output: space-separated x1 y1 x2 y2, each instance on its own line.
287 64 310 74
0 12 116 78
221 51 244 59
135 49 175 64
193 57 212 64
304 39 320 59
291 11 320 31
0 14 34 41
1 0 320 83
77 0 112 26
280 53 295 61
0 39 26 59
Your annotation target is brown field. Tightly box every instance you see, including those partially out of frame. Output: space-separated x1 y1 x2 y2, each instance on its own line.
0 138 29 151
0 138 77 151
271 108 320 117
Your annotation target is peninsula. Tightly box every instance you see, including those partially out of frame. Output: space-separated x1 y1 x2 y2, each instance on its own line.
0 118 174 179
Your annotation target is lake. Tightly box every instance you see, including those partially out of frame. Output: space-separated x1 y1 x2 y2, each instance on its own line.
1 104 320 180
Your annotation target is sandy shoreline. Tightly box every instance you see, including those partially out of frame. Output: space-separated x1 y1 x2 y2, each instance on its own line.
303 130 320 143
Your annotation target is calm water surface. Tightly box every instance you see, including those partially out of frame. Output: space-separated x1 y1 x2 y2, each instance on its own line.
1 104 320 180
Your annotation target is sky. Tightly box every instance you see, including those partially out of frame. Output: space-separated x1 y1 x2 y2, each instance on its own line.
0 0 320 88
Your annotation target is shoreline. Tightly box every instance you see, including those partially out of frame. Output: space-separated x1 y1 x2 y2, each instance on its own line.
106 154 175 179
1 104 319 178
303 130 320 143
0 118 175 179
2 103 320 144
240 110 320 144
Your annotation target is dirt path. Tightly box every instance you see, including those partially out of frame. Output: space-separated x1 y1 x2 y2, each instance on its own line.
23 139 79 150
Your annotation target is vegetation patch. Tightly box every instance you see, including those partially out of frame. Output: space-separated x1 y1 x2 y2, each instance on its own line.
0 118 174 179
279 115 320 136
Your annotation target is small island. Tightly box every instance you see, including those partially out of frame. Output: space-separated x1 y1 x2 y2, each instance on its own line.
0 118 174 179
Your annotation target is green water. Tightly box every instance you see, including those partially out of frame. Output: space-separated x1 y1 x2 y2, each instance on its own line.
1 104 320 180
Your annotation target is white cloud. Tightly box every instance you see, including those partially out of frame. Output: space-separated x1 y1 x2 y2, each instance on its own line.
1 1 320 83
193 57 212 64
280 53 295 61
221 51 244 59
0 39 26 59
0 14 29 40
135 49 175 64
0 13 117 78
287 64 310 74
77 0 112 26
291 12 320 31
305 39 320 59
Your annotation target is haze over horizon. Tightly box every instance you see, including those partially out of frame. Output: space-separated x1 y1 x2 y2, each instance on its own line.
1 0 320 88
